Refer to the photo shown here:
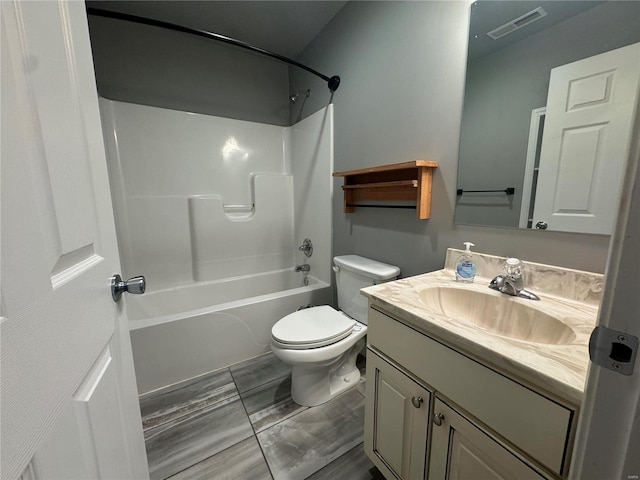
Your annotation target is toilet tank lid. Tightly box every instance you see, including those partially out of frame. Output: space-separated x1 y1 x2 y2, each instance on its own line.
333 255 400 281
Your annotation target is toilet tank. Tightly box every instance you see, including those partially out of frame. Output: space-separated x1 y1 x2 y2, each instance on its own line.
333 255 400 324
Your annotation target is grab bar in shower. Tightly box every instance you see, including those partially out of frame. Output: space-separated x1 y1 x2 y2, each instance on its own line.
223 204 254 212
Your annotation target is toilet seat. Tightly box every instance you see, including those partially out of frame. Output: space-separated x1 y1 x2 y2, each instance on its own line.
272 305 356 350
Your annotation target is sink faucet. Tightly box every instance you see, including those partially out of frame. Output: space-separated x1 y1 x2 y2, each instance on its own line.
489 258 540 300
295 264 310 273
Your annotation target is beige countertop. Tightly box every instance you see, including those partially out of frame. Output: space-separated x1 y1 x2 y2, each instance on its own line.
361 250 603 406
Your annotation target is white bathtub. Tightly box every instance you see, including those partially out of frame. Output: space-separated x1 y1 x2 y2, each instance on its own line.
128 269 332 394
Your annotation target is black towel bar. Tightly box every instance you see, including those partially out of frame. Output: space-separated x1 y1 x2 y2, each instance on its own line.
457 187 515 195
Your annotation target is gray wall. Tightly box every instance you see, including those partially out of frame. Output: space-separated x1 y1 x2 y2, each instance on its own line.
291 1 611 276
88 1 615 276
456 1 640 227
87 15 290 125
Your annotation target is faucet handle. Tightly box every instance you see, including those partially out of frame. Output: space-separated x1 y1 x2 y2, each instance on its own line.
298 238 313 257
504 258 522 277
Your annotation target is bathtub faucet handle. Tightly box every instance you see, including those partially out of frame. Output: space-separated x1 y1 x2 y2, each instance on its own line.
298 238 313 257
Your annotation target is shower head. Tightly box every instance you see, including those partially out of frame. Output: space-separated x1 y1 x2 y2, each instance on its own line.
289 89 311 104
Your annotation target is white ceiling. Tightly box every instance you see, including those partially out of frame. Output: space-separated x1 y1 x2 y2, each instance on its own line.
86 1 348 59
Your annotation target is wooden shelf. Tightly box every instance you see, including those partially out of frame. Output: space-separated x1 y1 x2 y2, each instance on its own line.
333 160 438 219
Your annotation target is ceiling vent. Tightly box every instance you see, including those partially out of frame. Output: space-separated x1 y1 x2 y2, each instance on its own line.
487 7 548 40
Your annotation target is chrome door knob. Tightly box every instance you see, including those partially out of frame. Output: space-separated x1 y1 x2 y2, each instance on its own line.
535 221 548 230
111 274 146 302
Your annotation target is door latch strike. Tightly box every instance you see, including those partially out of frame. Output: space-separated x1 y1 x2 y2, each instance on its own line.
589 326 638 375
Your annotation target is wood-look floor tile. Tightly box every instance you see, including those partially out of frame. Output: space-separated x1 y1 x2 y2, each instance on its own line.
306 443 378 480
256 388 366 480
230 352 291 393
139 368 237 431
240 375 308 433
167 436 272 480
145 395 253 480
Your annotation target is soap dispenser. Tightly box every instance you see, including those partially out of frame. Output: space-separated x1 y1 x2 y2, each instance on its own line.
455 242 477 283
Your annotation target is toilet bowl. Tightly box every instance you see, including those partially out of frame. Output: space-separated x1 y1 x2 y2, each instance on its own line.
271 255 400 407
271 305 367 406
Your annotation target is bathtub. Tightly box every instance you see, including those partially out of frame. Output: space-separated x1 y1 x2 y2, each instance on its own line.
127 269 332 394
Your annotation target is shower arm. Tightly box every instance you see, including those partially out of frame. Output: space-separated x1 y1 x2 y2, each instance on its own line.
86 7 341 93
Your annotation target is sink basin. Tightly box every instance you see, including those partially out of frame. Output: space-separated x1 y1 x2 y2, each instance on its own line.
418 286 576 345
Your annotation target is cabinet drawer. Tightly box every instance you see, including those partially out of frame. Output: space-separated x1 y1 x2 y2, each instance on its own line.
368 306 573 476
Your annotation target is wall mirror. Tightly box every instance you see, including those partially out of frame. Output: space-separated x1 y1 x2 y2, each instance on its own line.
455 0 640 234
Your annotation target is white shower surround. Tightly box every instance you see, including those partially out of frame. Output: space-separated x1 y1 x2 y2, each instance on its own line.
100 100 334 393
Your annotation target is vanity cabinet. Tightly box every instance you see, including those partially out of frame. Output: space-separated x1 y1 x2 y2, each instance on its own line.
364 305 577 480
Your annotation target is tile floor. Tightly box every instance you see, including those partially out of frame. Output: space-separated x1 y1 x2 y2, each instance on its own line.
139 352 382 480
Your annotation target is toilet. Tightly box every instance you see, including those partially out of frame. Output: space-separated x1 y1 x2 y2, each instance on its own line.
271 255 400 406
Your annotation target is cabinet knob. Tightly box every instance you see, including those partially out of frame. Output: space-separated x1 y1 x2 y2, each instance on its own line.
433 412 445 426
411 396 423 408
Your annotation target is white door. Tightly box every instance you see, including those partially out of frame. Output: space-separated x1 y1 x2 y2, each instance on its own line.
568 79 640 478
532 42 640 234
1 2 148 479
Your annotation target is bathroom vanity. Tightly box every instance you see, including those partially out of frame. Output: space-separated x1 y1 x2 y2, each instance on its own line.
361 250 602 480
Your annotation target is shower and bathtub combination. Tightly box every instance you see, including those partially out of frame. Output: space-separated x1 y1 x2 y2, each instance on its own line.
100 99 334 394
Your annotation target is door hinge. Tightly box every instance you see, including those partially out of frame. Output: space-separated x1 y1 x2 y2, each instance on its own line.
589 326 638 376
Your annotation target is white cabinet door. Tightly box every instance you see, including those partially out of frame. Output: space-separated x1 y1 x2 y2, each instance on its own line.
1 2 148 478
364 349 431 480
429 398 548 480
533 42 640 234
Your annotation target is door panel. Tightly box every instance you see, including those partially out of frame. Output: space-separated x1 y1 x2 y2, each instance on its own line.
33 345 134 479
364 349 431 480
448 432 506 479
429 398 547 480
21 2 99 262
377 374 411 472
